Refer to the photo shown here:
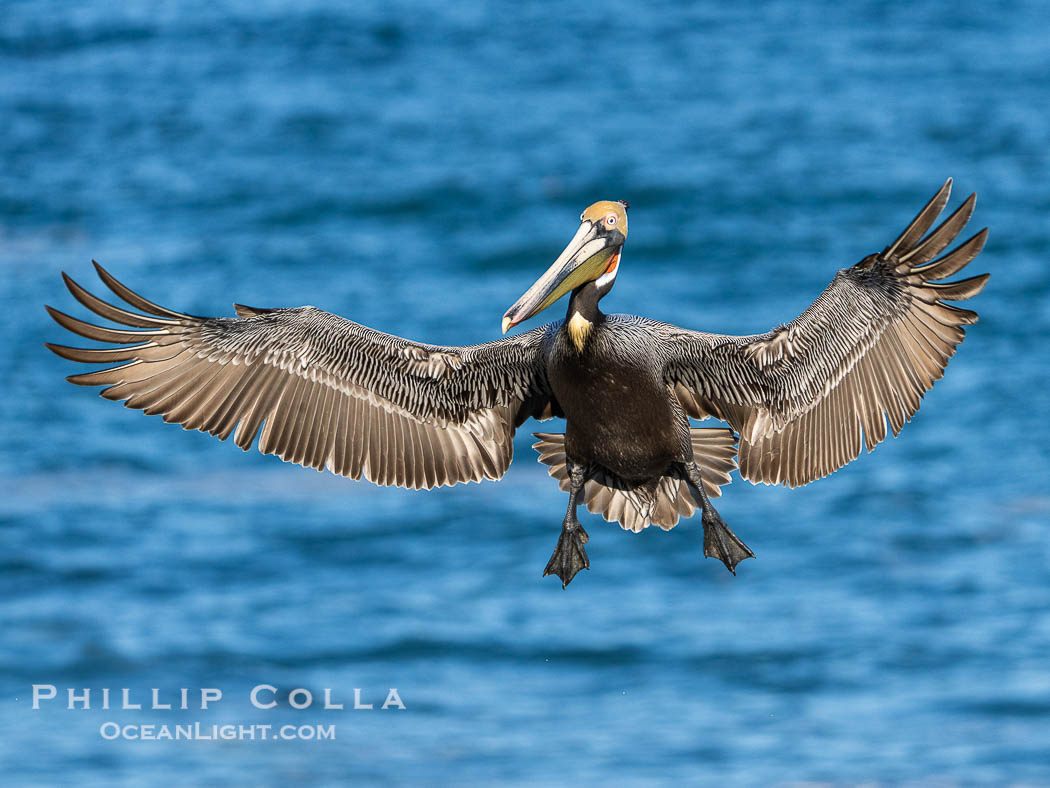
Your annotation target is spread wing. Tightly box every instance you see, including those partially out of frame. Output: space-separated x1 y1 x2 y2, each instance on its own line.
662 178 989 487
46 262 556 489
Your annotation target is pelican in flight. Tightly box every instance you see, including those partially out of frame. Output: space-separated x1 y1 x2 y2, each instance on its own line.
46 179 988 587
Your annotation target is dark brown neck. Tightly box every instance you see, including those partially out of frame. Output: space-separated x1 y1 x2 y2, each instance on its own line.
565 281 605 325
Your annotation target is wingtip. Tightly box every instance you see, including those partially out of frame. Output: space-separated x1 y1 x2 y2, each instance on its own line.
971 271 992 294
65 372 97 386
60 270 82 297
91 259 113 282
886 179 958 258
932 177 952 205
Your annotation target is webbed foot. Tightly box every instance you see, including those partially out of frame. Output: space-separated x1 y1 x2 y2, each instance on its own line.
543 523 590 588
702 510 755 575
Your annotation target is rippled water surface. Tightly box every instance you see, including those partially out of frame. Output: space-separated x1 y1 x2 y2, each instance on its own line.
3 1 1049 784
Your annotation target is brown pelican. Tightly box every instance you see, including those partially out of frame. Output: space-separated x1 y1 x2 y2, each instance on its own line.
46 179 988 587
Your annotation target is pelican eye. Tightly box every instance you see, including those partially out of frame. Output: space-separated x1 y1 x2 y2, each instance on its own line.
605 215 617 227
580 212 586 221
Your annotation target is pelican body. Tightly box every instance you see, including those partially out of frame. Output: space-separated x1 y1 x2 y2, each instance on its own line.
46 182 988 587
553 316 689 481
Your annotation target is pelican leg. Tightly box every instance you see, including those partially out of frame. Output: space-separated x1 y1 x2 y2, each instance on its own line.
681 462 755 574
543 460 590 588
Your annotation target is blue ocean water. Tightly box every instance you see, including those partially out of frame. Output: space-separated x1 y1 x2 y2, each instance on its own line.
2 0 1049 784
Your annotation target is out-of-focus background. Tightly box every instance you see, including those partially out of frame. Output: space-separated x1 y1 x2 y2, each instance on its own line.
2 1 1048 784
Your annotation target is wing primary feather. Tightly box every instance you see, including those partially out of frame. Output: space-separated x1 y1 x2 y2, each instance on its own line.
92 261 193 319
910 228 989 281
45 341 173 364
921 273 990 301
885 178 952 258
900 193 976 265
62 273 176 328
46 305 170 344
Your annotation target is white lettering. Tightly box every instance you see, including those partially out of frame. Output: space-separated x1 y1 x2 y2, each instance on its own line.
323 689 343 710
382 688 406 710
121 688 141 710
288 688 312 709
32 684 56 709
250 684 277 709
152 689 171 710
68 688 91 709
353 688 372 710
200 688 222 709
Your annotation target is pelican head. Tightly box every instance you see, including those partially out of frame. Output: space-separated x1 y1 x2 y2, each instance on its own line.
502 200 629 333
